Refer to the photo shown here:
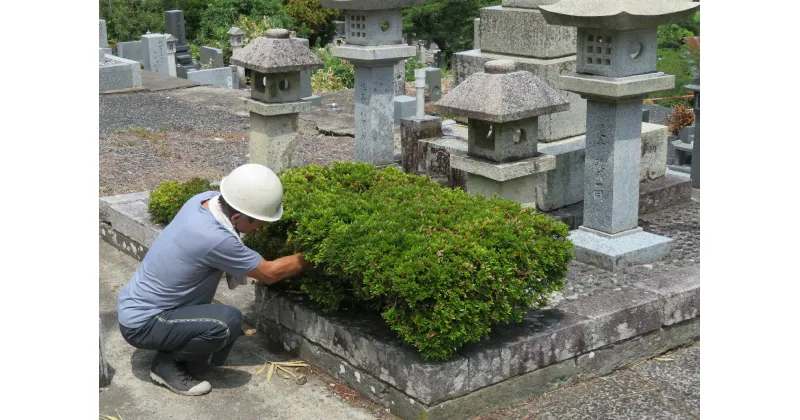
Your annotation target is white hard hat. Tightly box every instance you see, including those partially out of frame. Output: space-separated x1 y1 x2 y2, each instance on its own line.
219 164 284 222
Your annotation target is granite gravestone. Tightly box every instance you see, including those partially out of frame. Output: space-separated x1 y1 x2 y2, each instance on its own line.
199 46 224 68
142 34 169 75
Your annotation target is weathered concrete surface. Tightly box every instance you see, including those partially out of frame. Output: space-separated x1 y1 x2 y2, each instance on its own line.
140 69 200 92
99 239 389 420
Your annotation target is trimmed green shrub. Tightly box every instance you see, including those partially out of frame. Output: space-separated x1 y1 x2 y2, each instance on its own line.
150 163 572 360
148 178 217 224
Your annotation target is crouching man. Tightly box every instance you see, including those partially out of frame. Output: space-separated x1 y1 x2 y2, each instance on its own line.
117 164 307 396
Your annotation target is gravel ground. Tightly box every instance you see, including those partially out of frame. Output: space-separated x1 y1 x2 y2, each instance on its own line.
547 196 700 308
100 91 248 136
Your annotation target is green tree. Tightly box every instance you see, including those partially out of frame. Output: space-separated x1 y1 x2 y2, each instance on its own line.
100 0 208 44
403 0 500 62
197 0 292 45
281 0 341 47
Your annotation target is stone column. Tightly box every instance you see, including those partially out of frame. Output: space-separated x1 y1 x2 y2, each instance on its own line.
355 65 397 163
394 60 406 95
141 34 169 75
414 68 426 118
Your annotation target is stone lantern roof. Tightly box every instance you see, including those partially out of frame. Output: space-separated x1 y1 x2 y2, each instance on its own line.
320 0 425 10
436 60 569 124
227 27 245 36
230 28 323 74
539 0 699 30
165 34 178 43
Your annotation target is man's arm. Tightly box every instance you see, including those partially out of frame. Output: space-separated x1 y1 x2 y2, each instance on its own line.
245 253 308 285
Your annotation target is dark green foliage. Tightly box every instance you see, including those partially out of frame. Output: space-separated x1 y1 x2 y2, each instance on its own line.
148 178 217 224
404 57 428 82
649 12 700 103
197 0 292 46
243 163 573 360
280 0 341 48
403 0 500 62
100 0 207 44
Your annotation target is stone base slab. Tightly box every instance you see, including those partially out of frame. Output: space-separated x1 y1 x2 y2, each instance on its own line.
99 191 699 418
558 72 676 100
333 44 416 66
450 153 556 182
241 97 311 116
100 56 143 92
569 228 675 272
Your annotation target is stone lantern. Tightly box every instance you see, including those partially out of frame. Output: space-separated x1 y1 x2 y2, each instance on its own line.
228 27 245 49
165 34 178 77
436 59 569 207
231 28 324 172
540 0 700 271
321 0 424 166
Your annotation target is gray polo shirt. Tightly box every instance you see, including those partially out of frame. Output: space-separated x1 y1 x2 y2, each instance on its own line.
118 191 262 328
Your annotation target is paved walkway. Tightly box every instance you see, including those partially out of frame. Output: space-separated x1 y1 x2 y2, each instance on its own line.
100 237 698 420
141 70 200 92
99 239 389 420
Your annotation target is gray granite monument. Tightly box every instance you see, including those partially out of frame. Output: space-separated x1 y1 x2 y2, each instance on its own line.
166 10 199 78
141 33 169 75
199 46 224 68
436 59 568 207
686 77 700 188
321 0 424 166
99 19 108 48
540 0 700 271
231 29 323 172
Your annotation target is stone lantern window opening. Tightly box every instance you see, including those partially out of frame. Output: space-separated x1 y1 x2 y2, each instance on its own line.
576 28 657 78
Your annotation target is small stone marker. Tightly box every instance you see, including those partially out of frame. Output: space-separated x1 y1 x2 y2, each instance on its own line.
394 95 416 124
474 18 481 49
141 34 169 75
424 67 442 101
99 20 108 48
199 46 224 68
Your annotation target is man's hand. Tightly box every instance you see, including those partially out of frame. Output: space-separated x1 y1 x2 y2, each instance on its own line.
245 253 308 285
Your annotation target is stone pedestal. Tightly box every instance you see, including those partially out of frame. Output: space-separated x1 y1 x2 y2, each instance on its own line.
394 95 416 124
231 45 246 88
243 99 310 171
401 115 443 173
452 153 556 208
